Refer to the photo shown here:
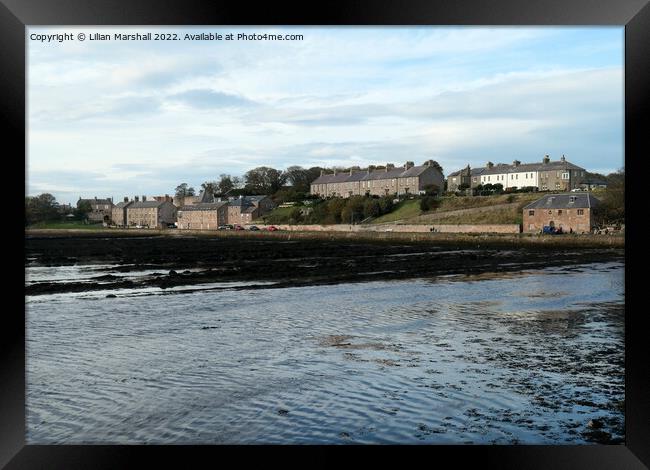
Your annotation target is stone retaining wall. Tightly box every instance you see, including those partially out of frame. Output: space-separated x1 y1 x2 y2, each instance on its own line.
274 224 521 234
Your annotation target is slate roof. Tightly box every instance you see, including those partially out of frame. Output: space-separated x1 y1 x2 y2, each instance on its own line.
114 201 132 209
447 167 486 178
311 164 435 185
129 200 167 209
178 202 228 211
523 193 600 210
481 160 585 175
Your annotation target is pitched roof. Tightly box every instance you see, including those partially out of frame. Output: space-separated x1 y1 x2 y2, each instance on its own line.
482 160 585 175
129 200 167 209
447 166 486 178
311 164 439 185
178 202 228 211
114 201 132 209
523 193 600 210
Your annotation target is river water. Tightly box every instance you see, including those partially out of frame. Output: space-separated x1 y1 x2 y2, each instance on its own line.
26 261 625 444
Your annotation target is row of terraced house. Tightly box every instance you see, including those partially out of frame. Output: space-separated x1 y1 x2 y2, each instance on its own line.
80 192 276 229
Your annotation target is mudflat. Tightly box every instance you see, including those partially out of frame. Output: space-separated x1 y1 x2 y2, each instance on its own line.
25 232 624 296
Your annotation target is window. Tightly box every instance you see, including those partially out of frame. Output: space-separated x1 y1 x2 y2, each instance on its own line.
562 172 570 180
528 210 535 216
577 209 584 215
558 210 563 215
548 210 552 214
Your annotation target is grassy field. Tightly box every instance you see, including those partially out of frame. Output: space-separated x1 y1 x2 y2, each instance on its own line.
27 221 105 230
435 193 540 212
371 199 422 224
371 193 540 225
252 206 295 224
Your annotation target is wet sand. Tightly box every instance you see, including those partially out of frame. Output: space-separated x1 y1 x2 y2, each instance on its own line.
25 233 624 296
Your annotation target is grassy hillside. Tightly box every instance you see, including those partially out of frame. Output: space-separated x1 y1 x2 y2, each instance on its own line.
370 199 421 224
255 193 542 226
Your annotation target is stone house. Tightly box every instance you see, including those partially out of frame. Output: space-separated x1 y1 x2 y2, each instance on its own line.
77 197 114 223
447 165 486 192
176 194 275 230
227 195 276 225
522 193 600 233
177 202 228 230
111 197 133 227
447 155 587 192
310 160 444 198
125 196 177 228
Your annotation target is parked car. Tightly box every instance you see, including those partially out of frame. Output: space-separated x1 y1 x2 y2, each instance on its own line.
266 225 279 231
234 225 244 231
217 224 234 230
249 225 260 231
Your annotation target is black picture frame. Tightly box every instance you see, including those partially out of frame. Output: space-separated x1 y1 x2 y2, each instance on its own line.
5 0 648 467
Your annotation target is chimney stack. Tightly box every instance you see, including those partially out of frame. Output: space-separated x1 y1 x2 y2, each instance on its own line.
320 169 324 177
134 196 139 202
486 161 494 169
123 196 128 202
350 168 354 176
543 155 550 164
561 155 566 162
513 160 521 167
142 195 146 201
404 161 414 170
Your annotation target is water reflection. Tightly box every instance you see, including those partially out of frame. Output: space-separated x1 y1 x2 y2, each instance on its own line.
26 262 624 444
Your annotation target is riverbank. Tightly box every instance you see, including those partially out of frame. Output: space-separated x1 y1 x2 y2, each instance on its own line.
26 232 624 296
26 228 624 248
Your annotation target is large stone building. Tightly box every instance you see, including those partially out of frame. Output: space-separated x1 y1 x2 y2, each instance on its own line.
310 160 444 198
177 202 228 230
446 165 486 192
522 193 599 233
447 155 587 193
176 193 276 230
77 197 114 223
124 196 177 228
111 197 133 227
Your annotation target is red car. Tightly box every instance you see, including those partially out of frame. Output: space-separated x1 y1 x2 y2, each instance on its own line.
234 225 244 231
266 225 279 231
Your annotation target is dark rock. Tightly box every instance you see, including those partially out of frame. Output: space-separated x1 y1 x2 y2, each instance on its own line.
106 294 117 298
168 270 178 276
587 419 603 429
277 409 289 416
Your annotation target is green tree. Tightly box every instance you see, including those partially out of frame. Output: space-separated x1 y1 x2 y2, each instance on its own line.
341 196 365 224
201 181 219 196
74 199 92 220
244 167 287 194
217 174 243 195
285 166 323 193
175 183 196 198
25 193 60 225
363 199 381 219
289 207 303 224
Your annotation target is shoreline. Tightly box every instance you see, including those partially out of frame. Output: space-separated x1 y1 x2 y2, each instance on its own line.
25 228 624 249
26 232 624 296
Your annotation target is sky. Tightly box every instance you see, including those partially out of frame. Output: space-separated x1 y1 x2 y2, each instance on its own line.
27 26 624 205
